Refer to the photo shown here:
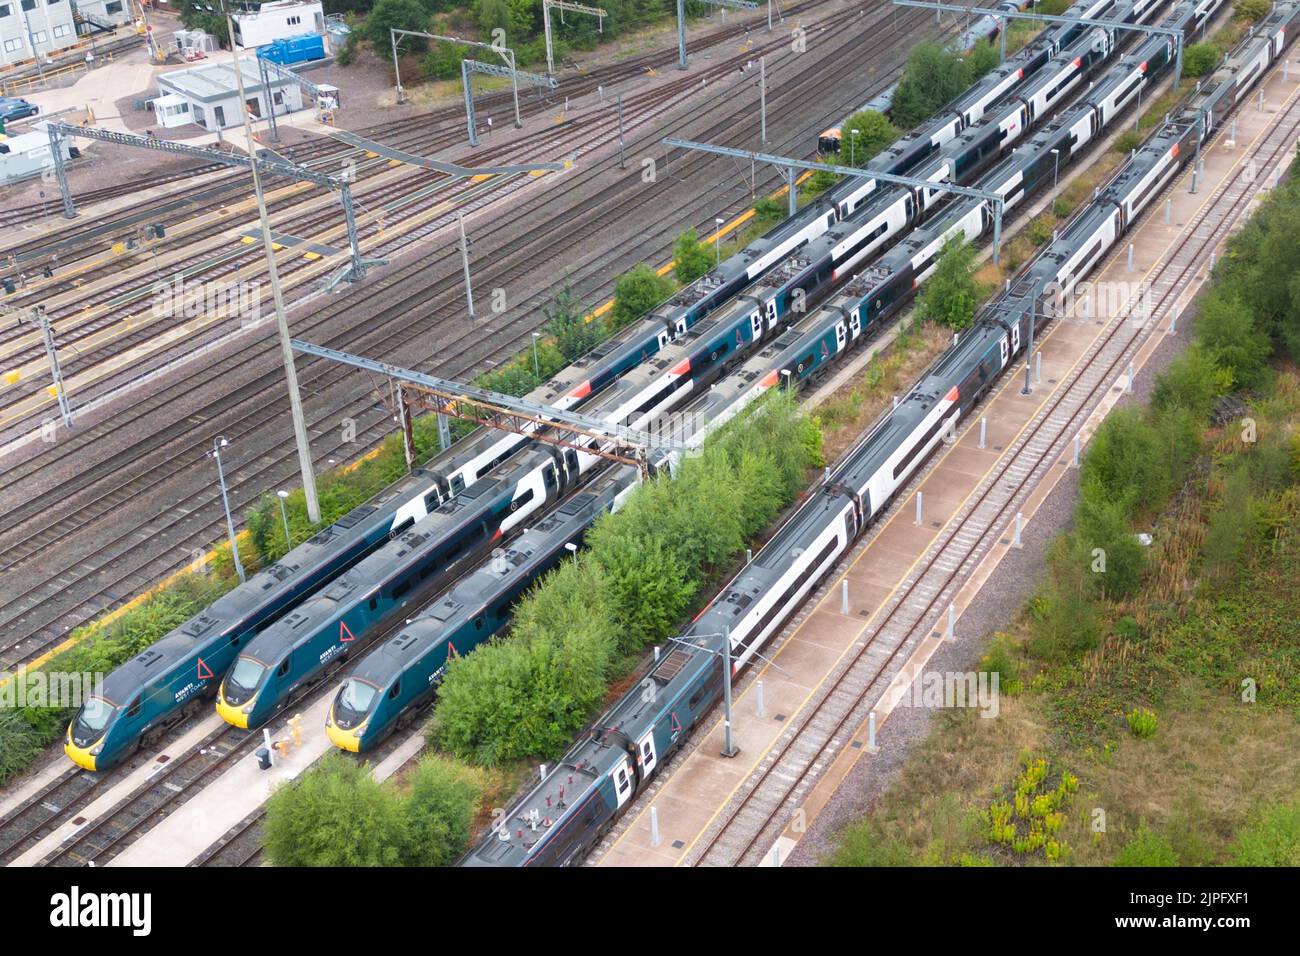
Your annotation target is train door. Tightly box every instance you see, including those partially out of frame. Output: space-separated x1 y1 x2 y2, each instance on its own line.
612 757 635 809
835 321 847 353
674 316 689 338
635 730 658 785
750 311 763 340
849 310 862 339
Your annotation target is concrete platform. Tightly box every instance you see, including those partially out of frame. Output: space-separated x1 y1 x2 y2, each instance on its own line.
593 54 1300 868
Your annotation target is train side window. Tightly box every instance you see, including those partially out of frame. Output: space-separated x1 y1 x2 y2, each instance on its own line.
229 635 241 648
276 659 291 678
369 597 378 611
392 579 411 600
126 696 142 719
450 474 466 495
543 465 557 488
474 617 485 631
388 680 401 700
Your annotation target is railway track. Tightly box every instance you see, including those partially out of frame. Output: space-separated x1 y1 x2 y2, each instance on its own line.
0 0 838 237
0 2 947 673
685 68 1300 868
0 2 887 409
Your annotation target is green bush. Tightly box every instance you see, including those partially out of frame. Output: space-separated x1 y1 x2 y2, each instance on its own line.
1233 0 1271 22
262 751 484 866
839 110 899 167
401 754 486 865
753 196 785 227
1230 801 1300 865
1195 290 1273 390
431 392 821 764
264 753 409 866
1125 707 1158 738
915 235 980 330
891 41 970 130
365 0 430 51
1182 42 1220 78
431 560 617 765
1080 407 1170 516
1152 344 1232 419
827 818 916 866
967 38 999 80
544 286 603 362
673 227 714 285
1027 539 1102 661
979 633 1023 695
1114 826 1179 866
611 263 675 330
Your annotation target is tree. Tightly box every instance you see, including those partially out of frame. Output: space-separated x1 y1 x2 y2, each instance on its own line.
1152 343 1232 419
891 41 970 130
1074 495 1146 599
611 263 675 329
1079 407 1169 516
263 753 408 866
967 38 999 80
673 227 714 285
587 526 696 652
544 286 602 361
365 0 431 51
915 235 980 330
401 755 484 865
1182 42 1220 78
839 110 899 167
1195 290 1272 390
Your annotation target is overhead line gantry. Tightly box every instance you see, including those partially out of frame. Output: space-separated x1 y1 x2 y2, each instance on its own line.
44 122 383 286
291 340 686 471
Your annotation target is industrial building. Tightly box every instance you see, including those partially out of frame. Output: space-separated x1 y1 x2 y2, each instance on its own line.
76 0 135 30
231 0 324 49
154 57 302 130
0 0 80 68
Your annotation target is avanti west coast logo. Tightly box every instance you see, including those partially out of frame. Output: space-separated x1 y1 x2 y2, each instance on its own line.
49 887 151 937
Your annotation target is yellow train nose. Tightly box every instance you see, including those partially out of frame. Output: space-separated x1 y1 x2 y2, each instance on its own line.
215 692 250 729
64 736 98 772
326 717 362 753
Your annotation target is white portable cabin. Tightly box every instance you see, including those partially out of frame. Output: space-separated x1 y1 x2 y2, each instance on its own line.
156 58 304 131
231 0 325 49
0 122 76 186
151 93 191 129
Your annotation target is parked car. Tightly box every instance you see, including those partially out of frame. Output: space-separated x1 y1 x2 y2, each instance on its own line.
0 97 40 122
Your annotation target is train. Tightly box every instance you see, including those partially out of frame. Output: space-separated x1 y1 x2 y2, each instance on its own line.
322 307 859 753
216 15 1136 730
57 0 1165 773
462 0 1280 866
816 0 1080 154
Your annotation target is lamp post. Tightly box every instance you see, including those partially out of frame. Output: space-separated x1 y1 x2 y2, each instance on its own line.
715 217 724 265
850 128 859 167
531 331 541 378
206 0 321 524
276 489 292 548
1051 148 1060 190
211 437 246 583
